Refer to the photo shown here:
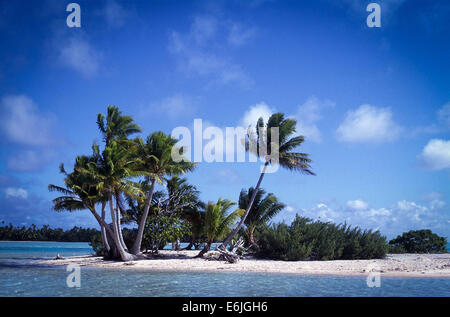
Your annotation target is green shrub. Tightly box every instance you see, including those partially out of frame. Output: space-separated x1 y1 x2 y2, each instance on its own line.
388 230 447 253
388 244 406 254
89 234 107 256
255 215 387 261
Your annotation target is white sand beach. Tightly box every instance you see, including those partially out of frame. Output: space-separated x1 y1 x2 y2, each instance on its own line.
38 251 450 278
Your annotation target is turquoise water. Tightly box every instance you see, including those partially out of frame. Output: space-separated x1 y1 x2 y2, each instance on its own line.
0 241 449 297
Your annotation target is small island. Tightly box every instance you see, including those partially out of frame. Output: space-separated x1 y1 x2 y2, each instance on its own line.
6 106 446 279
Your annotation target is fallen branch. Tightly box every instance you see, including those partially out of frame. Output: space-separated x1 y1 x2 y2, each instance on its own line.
217 237 246 263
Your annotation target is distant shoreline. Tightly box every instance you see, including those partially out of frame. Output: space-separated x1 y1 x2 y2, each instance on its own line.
36 250 450 278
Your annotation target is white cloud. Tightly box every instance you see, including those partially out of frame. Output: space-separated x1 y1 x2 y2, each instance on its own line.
0 95 58 146
169 15 253 88
397 200 427 212
412 102 450 136
7 149 55 172
419 139 450 170
295 96 335 143
5 187 28 199
346 199 368 210
285 197 448 239
285 205 295 213
190 16 218 45
102 0 130 28
228 23 257 46
438 102 450 128
368 207 391 217
240 102 274 128
59 37 101 77
238 96 333 143
337 104 401 143
147 94 197 120
421 192 446 210
337 104 402 143
214 168 241 184
311 203 341 222
422 191 443 201
430 199 446 210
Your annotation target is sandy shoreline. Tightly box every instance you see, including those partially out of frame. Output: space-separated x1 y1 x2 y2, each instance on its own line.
36 251 450 278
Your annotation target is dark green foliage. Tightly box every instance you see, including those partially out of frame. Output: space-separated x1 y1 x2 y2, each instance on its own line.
142 215 190 253
388 229 447 253
122 228 137 250
89 234 107 256
0 223 99 242
239 187 284 247
387 244 407 254
255 215 387 261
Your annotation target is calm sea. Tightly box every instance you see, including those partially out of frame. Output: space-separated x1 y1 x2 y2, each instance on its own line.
0 241 449 297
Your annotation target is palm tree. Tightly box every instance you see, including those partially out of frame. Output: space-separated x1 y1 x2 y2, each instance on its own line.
97 105 142 146
96 105 142 250
48 153 116 257
130 132 196 255
84 141 143 261
238 187 285 247
196 199 244 258
166 176 204 249
182 209 205 250
220 113 315 249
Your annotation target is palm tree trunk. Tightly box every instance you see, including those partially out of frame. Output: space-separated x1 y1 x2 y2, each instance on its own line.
131 178 156 255
109 193 135 261
117 205 128 251
219 161 269 250
195 241 211 258
114 193 128 251
247 227 259 251
100 202 110 252
88 206 117 258
249 231 255 245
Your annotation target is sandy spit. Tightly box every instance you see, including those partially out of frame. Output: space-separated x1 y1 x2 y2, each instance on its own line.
36 251 450 278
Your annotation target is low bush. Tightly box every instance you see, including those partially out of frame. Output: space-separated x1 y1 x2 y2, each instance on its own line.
255 215 387 261
387 244 407 254
388 230 447 253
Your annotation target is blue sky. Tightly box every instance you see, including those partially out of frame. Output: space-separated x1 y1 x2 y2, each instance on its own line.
0 0 449 239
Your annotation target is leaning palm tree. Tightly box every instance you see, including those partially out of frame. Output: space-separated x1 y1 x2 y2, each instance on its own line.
48 153 115 257
220 113 315 249
130 132 196 255
239 187 285 247
196 199 244 258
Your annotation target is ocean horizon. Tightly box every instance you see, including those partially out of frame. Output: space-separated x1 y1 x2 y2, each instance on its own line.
1 241 449 297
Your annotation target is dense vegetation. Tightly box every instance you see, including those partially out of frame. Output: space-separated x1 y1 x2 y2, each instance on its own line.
388 230 448 253
255 215 388 261
0 223 99 242
43 105 443 262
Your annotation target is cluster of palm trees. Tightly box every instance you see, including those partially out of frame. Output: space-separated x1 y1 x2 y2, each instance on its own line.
49 105 313 261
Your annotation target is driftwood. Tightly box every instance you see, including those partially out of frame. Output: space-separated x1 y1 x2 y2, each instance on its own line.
217 237 246 263
54 253 65 260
